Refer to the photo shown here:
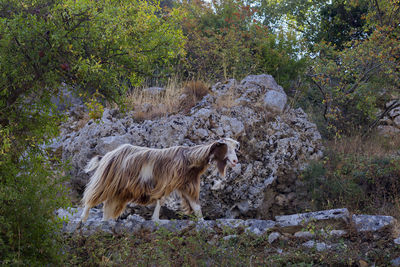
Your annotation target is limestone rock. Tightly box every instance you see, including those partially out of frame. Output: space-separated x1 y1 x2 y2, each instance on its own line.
275 208 349 228
392 257 400 267
394 116 400 128
329 230 347 237
240 74 285 94
59 74 323 219
378 125 400 136
268 232 281 244
389 106 400 118
302 240 331 251
294 231 315 239
263 90 287 113
351 214 396 232
244 219 276 235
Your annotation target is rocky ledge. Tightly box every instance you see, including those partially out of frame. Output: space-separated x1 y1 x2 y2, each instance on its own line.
55 74 323 219
58 207 397 240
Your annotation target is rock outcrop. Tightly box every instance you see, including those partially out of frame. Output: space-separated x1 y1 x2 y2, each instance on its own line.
57 74 323 219
57 207 397 243
378 100 400 136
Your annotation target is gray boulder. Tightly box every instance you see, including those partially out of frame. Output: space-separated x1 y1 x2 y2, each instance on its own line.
275 208 349 233
263 90 287 113
351 214 396 232
60 74 323 219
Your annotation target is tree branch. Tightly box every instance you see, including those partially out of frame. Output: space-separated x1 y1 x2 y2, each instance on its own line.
363 99 400 137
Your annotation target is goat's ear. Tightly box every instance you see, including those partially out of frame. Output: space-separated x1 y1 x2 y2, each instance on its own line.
209 141 228 162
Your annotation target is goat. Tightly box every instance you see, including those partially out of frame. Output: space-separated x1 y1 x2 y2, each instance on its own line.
80 138 240 222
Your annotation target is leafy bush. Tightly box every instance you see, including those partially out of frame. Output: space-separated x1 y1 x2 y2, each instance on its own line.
0 0 185 264
0 150 70 265
304 0 400 137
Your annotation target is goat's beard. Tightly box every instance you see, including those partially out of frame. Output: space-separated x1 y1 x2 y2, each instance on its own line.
216 159 228 178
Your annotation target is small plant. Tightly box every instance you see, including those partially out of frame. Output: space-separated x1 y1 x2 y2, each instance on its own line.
85 90 105 121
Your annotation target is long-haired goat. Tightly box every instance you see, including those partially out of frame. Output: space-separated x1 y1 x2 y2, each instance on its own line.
80 138 240 222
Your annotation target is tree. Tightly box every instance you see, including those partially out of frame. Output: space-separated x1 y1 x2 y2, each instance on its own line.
308 0 400 137
180 0 306 89
0 0 185 264
259 0 369 49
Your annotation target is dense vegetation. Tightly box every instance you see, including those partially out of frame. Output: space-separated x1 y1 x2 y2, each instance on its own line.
65 226 397 266
0 0 399 264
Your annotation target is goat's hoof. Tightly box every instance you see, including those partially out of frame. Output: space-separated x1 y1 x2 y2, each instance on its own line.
75 221 83 232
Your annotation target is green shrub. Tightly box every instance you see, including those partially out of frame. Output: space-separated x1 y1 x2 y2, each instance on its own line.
0 147 70 265
0 0 185 264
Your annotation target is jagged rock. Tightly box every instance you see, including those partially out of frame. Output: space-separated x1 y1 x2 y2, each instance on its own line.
351 214 396 232
393 237 400 245
244 219 276 235
294 231 315 239
216 219 245 229
379 101 400 132
263 90 287 113
240 74 285 94
394 116 400 128
211 79 238 96
268 232 281 244
302 240 331 251
329 230 347 237
389 106 400 118
377 125 400 136
275 208 349 232
57 207 399 246
392 257 400 267
59 74 323 219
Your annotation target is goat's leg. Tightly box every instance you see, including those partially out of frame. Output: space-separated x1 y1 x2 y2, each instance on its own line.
80 205 91 223
152 199 162 221
182 193 203 219
102 198 120 221
189 200 203 219
152 197 166 221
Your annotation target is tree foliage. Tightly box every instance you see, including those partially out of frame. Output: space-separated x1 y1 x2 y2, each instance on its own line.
0 0 185 264
180 0 306 89
260 0 369 49
308 0 400 137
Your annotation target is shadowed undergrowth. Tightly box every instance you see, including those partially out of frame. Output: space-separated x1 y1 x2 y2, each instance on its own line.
64 224 398 266
301 134 400 219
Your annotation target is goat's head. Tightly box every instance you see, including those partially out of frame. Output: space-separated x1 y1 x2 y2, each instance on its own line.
209 138 240 177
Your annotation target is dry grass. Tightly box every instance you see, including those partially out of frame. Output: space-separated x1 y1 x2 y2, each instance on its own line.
124 79 211 120
179 80 211 113
213 89 237 110
326 132 400 157
302 132 400 219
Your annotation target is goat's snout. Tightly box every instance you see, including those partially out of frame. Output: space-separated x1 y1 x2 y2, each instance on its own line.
228 158 238 167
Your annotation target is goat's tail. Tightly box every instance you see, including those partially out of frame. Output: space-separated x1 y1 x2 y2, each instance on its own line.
81 155 107 207
84 155 102 173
